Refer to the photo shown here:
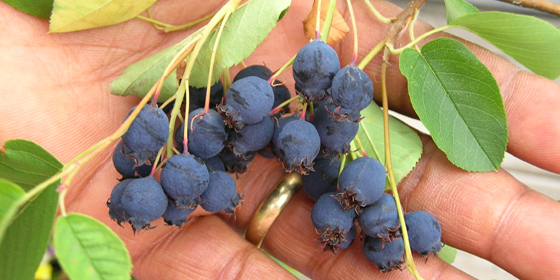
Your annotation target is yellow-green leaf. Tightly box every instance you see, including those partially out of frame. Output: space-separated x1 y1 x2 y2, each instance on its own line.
49 0 157 33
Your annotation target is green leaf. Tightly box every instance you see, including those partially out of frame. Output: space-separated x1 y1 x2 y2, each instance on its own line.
399 38 508 172
54 213 132 280
0 139 63 280
354 103 423 189
449 12 560 79
110 30 202 102
188 0 292 87
443 0 479 23
2 0 54 19
0 179 25 243
438 244 457 264
49 0 157 33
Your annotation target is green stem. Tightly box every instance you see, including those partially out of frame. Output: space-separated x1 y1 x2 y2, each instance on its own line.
345 0 359 63
136 15 175 28
381 47 423 280
268 55 296 84
205 10 232 114
320 0 337 42
164 13 216 33
363 0 394 24
387 25 452 54
357 39 385 70
167 81 187 158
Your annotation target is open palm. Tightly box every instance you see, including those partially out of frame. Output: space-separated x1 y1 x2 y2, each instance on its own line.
1 0 560 279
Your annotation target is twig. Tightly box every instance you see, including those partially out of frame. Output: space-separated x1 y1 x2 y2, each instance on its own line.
497 0 560 17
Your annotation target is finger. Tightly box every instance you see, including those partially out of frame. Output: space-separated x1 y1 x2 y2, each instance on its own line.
397 136 560 280
337 1 560 174
131 215 297 280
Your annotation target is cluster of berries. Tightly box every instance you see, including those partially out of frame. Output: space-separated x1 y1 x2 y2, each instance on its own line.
307 156 442 272
107 34 442 273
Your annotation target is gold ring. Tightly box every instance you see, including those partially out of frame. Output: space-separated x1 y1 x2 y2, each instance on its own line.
245 173 302 248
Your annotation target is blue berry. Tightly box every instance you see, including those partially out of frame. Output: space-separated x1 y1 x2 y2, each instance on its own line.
112 141 153 179
228 115 274 156
120 177 168 232
358 193 401 242
312 102 359 158
200 171 241 216
121 105 169 163
234 65 291 114
188 80 224 111
218 76 274 129
203 156 225 173
107 179 134 226
337 157 386 210
293 40 340 102
311 192 356 253
162 201 196 227
275 119 321 174
340 224 357 250
186 108 227 159
363 235 405 272
302 158 340 201
404 211 442 257
160 154 209 209
330 65 374 119
218 149 256 174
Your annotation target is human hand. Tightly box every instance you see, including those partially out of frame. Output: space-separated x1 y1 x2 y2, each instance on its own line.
1 0 560 279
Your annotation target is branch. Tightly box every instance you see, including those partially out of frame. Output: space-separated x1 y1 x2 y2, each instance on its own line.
497 0 560 17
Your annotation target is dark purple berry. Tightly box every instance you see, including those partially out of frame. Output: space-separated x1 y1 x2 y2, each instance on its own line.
185 108 227 159
404 211 442 257
120 177 168 232
330 65 374 119
228 115 274 156
340 224 357 250
234 65 291 114
311 192 356 253
275 119 321 174
121 105 169 164
112 141 153 179
200 171 241 216
162 201 196 227
107 179 134 226
302 158 340 201
363 235 405 272
218 149 256 174
293 40 340 102
358 193 401 242
337 157 386 210
203 156 225 173
160 154 209 209
312 103 359 158
218 76 274 129
188 80 224 111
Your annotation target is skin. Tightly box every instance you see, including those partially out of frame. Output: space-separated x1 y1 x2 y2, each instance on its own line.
1 0 560 279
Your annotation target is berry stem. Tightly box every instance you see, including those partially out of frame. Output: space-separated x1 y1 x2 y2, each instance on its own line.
377 1 428 278
354 135 368 157
159 95 176 110
320 0 338 42
150 146 165 176
358 121 382 160
316 0 322 37
183 82 191 154
267 55 296 84
205 10 232 114
300 102 308 120
345 0 359 65
166 80 187 158
357 39 385 70
363 0 394 24
269 95 300 115
223 68 231 94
